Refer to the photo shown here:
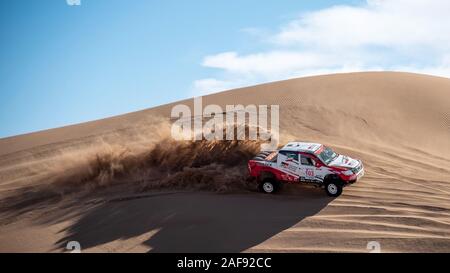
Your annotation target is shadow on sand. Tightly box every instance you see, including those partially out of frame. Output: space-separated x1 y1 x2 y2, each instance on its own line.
55 186 332 253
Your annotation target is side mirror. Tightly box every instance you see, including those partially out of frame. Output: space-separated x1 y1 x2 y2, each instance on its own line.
315 163 321 168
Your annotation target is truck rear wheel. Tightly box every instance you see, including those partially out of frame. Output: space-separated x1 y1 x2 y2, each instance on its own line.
324 181 343 197
259 179 278 194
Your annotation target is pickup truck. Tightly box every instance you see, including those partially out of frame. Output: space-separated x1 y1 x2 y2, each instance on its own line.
248 142 364 197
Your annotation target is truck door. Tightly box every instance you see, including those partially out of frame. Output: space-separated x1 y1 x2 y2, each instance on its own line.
299 154 319 182
277 151 300 180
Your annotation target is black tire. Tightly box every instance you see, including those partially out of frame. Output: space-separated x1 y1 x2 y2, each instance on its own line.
259 179 278 194
324 180 343 197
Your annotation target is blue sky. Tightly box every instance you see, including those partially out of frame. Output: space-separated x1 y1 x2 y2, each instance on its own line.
1 0 448 138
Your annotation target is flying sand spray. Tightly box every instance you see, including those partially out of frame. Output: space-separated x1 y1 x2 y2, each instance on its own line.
170 97 280 151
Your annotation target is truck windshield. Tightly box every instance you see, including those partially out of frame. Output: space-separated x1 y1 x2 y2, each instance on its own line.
317 146 338 165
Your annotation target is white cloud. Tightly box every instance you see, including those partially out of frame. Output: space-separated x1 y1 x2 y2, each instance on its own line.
274 0 450 50
194 0 450 95
202 51 338 76
192 78 240 96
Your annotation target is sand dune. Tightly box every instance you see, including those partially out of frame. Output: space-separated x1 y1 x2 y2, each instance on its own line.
0 72 449 253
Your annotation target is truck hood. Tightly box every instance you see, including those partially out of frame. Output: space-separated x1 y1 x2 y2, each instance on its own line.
328 155 360 169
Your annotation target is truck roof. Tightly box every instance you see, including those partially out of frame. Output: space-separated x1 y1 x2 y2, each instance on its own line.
280 142 323 153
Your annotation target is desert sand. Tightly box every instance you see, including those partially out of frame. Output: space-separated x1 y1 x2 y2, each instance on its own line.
0 72 449 253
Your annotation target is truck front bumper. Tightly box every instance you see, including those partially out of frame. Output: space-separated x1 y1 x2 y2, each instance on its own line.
347 166 364 185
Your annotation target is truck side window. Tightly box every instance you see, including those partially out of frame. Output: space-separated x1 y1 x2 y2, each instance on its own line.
288 153 298 161
301 155 314 166
279 151 298 162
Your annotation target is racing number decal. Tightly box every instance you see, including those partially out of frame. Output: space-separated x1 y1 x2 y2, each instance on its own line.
306 169 314 177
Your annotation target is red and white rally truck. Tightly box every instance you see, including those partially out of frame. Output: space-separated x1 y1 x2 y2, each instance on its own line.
248 142 364 197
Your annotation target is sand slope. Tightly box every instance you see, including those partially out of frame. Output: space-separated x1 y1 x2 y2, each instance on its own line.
0 72 449 253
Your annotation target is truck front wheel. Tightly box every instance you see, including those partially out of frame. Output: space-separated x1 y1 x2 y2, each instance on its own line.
325 181 343 197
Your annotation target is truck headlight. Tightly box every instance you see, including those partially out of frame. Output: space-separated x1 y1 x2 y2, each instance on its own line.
343 170 354 176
